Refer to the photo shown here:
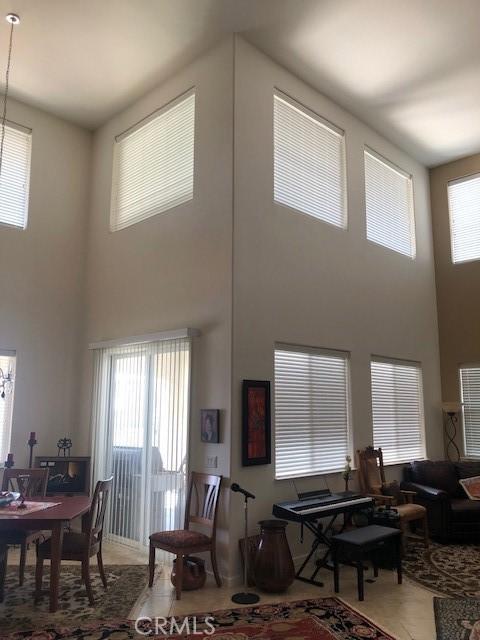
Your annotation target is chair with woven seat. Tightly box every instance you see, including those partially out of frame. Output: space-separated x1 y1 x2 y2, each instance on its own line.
1 468 49 585
35 477 113 606
149 472 222 600
356 447 428 550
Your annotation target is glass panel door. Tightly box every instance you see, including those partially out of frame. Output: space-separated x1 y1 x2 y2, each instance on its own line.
92 339 191 549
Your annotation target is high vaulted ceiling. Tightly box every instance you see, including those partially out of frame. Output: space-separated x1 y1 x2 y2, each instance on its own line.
1 0 479 166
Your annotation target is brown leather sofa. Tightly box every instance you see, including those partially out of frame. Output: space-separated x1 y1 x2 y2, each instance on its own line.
401 460 480 541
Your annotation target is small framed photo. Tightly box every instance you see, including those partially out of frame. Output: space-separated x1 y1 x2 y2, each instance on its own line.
242 380 271 466
201 409 220 443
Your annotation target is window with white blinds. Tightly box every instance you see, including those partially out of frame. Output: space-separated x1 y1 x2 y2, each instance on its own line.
371 358 425 465
274 345 351 479
460 366 480 457
365 148 415 258
273 91 347 228
0 352 15 465
110 89 195 232
448 174 480 264
0 123 31 229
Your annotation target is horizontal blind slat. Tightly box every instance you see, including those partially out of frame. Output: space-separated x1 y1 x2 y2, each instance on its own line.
0 125 31 229
460 367 480 457
110 92 195 232
274 346 350 478
448 174 480 263
371 359 425 464
273 92 347 228
365 150 415 258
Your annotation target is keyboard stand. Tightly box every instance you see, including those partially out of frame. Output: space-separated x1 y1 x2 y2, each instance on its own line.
295 513 344 587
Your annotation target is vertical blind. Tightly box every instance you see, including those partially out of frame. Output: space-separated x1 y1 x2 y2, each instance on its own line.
371 358 425 464
460 366 480 457
365 148 415 258
0 123 31 229
110 89 195 232
91 338 191 548
0 353 15 464
274 345 351 479
273 91 347 228
448 173 480 264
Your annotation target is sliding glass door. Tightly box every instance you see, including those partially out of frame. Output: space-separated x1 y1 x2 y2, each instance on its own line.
91 338 191 548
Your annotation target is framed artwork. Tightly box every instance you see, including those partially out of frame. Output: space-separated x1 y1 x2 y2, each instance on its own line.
242 380 271 466
201 409 220 443
35 456 91 495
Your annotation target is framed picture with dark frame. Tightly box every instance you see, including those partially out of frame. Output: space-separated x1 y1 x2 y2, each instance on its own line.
201 409 220 443
242 379 271 466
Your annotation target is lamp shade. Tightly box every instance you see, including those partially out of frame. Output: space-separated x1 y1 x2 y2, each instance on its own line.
442 401 463 414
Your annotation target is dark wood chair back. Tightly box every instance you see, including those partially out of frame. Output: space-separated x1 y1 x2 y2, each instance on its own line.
356 446 386 494
2 468 49 497
86 477 113 548
184 472 222 539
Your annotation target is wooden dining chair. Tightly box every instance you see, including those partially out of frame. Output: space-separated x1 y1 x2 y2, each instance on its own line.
35 476 113 606
148 472 222 600
1 468 49 585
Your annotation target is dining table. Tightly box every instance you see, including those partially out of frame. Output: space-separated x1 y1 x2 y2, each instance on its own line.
0 495 91 612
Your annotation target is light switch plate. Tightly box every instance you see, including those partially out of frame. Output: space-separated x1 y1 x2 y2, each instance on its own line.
206 456 218 469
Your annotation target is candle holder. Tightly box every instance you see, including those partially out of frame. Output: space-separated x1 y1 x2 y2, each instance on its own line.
16 474 31 509
4 455 14 469
28 433 37 468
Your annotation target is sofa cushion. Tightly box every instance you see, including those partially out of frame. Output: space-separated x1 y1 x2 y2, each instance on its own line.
450 498 480 522
456 461 480 480
409 460 458 496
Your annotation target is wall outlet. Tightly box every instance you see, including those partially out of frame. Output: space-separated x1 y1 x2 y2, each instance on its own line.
206 456 218 469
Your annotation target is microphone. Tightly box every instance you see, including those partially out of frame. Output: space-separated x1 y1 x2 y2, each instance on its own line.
231 483 255 500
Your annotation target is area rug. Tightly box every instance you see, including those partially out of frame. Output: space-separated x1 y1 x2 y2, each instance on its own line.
403 539 480 597
1 597 396 640
434 597 480 640
0 564 148 634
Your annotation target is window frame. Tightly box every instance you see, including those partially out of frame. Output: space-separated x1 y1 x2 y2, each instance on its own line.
0 350 16 467
447 172 480 265
0 120 32 231
364 146 416 259
273 88 348 230
460 364 480 458
110 87 195 233
274 342 353 480
370 355 426 466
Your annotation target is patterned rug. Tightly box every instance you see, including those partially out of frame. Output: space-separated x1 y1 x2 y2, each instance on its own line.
0 564 148 634
434 597 480 640
1 597 395 640
403 540 480 597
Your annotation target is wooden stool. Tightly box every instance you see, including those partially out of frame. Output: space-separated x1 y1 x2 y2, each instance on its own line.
332 524 402 601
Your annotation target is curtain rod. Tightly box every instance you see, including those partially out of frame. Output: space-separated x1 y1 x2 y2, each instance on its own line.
88 328 200 350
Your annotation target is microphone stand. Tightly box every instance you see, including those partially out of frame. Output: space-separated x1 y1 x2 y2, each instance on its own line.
232 491 260 605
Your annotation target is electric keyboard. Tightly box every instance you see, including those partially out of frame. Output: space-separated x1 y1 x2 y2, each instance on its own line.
272 490 374 587
273 491 373 523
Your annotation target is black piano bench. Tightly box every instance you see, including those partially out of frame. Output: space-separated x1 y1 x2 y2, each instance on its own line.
331 524 402 601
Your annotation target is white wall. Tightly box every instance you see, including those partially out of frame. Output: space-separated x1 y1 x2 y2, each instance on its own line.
80 39 234 574
0 98 91 467
228 38 443 578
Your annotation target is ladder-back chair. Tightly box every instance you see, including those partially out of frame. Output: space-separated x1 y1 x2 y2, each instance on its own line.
35 477 113 605
149 472 222 599
357 447 428 550
1 468 49 585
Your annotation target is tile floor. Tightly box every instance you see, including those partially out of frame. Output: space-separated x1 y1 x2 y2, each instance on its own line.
8 542 437 640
